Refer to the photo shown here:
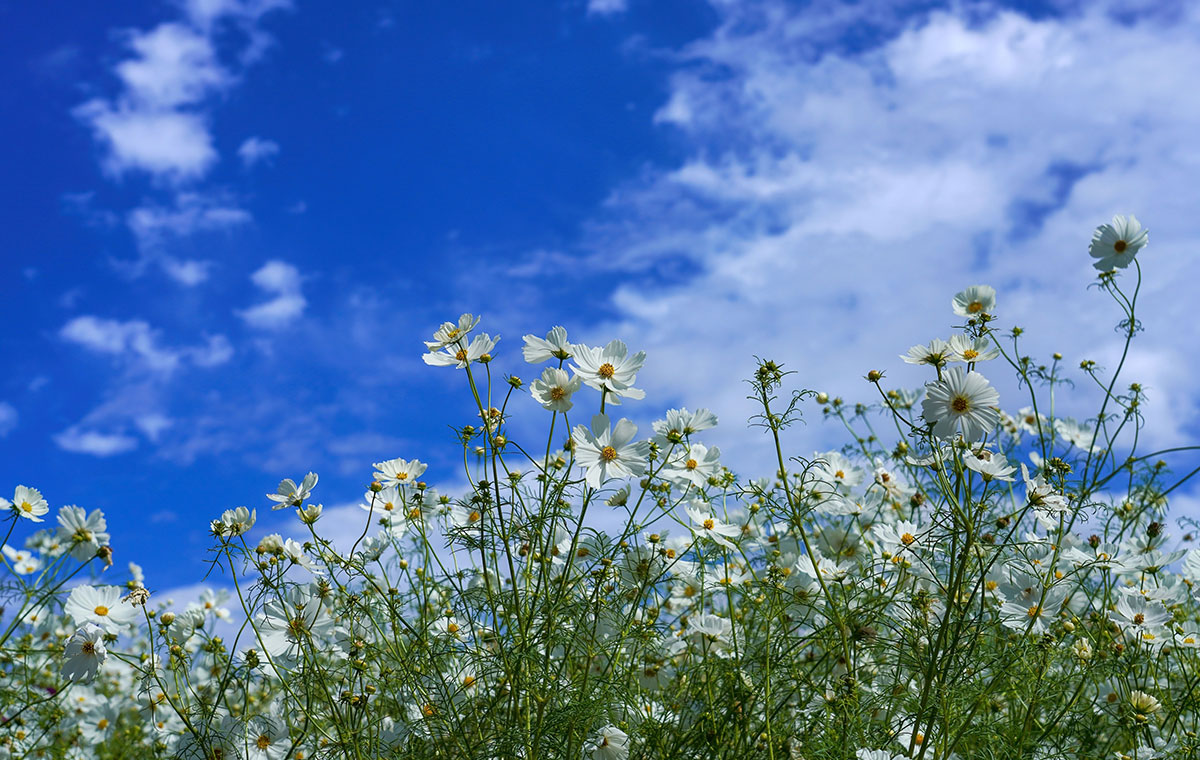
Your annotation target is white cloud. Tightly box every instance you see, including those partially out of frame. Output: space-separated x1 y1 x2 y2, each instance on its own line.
75 4 286 183
588 0 628 16
61 316 182 372
567 1 1200 477
0 402 17 437
135 413 174 442
54 427 139 457
237 260 307 329
124 192 252 283
74 102 217 181
60 315 234 373
238 136 279 167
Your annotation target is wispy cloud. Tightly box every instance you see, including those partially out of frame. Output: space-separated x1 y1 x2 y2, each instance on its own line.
587 0 629 17
125 192 252 284
237 260 307 329
565 1 1200 473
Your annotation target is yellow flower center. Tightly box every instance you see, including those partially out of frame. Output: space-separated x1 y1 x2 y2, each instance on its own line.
1185 636 1196 644
967 301 983 313
462 675 476 688
20 501 33 513
597 362 616 379
455 349 468 361
951 395 970 413
82 641 96 654
1133 613 1145 625
468 510 480 523
834 470 845 479
702 519 715 530
258 736 272 750
97 719 109 730
600 446 618 461
901 533 915 546
384 502 394 511
447 622 459 634
914 733 925 745
550 387 566 400
962 349 979 360
685 459 698 470
1027 605 1041 618
94 605 109 616
397 472 408 480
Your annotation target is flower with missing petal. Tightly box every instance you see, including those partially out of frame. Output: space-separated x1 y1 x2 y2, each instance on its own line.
1089 214 1147 270
921 367 1000 442
571 414 649 488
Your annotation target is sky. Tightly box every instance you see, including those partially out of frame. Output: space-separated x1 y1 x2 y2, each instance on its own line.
3 0 1200 591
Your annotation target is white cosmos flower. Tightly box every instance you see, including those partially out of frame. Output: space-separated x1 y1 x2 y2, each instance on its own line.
65 585 139 633
1020 464 1070 517
666 442 721 489
947 334 999 363
6 485 49 522
652 407 718 444
62 623 107 684
684 504 740 549
588 725 630 760
267 472 318 509
531 367 582 412
571 414 649 488
951 285 996 318
424 313 480 351
373 457 427 487
1089 214 1148 270
921 367 1000 442
571 339 646 404
423 332 499 368
57 506 110 562
900 339 952 368
522 325 574 363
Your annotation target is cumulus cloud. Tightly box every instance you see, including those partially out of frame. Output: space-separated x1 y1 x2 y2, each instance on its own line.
237 136 280 167
568 0 1200 475
0 402 17 437
237 260 307 329
74 3 287 183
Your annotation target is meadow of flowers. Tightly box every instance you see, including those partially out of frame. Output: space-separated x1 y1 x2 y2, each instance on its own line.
4 215 1200 759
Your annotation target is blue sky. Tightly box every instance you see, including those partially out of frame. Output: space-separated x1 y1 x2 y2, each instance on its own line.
4 0 1200 590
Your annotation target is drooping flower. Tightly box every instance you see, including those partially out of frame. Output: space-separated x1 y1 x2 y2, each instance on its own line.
522 325 575 363
62 623 107 684
951 285 996 318
572 339 646 404
921 367 1000 442
530 367 582 412
571 414 649 488
1021 464 1071 518
1089 214 1148 270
